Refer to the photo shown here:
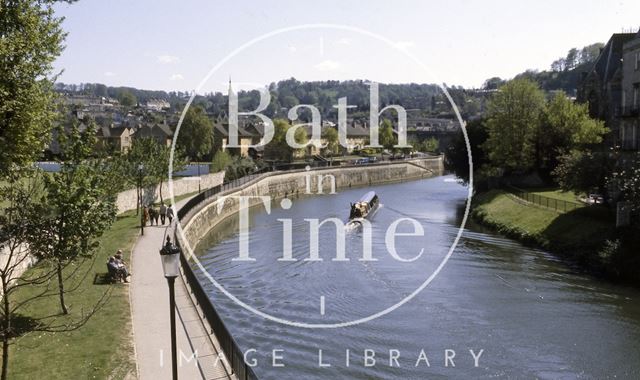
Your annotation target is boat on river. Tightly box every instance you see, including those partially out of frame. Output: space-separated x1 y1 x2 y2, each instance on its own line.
348 191 380 225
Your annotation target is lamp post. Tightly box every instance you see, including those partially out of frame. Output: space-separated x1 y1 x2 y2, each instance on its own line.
138 164 145 236
196 161 201 193
160 236 180 380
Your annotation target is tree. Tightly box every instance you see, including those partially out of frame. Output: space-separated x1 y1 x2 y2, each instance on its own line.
0 0 66 176
177 105 213 161
564 48 580 70
482 77 505 90
124 137 187 205
26 124 117 316
379 120 396 151
210 150 233 173
264 119 307 162
118 90 137 108
553 149 615 195
421 137 439 153
483 79 546 173
446 118 489 185
539 92 607 174
1 169 111 380
321 127 340 156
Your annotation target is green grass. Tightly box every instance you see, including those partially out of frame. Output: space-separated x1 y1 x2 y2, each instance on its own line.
473 190 615 254
6 211 140 379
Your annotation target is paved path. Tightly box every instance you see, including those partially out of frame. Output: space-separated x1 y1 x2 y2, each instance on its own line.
130 198 235 380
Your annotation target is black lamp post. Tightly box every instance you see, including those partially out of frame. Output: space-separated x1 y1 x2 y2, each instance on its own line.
138 164 145 235
160 236 180 380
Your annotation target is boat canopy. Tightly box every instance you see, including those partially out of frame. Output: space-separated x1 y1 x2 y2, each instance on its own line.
359 191 377 205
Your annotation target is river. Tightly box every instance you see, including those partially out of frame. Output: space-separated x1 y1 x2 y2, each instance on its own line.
193 175 640 379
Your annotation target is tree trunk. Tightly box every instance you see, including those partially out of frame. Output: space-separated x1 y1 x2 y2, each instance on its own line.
56 262 68 315
136 185 140 216
2 277 11 380
159 180 163 203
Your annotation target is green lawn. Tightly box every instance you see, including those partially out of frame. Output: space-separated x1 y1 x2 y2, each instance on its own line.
6 211 139 379
473 190 614 253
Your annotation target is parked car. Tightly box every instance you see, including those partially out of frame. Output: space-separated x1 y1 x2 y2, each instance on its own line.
587 193 604 205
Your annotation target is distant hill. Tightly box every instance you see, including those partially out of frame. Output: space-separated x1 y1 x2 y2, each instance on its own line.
511 43 605 95
55 79 486 120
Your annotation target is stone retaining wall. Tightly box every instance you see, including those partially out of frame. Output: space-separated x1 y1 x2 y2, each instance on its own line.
116 171 225 213
178 157 444 251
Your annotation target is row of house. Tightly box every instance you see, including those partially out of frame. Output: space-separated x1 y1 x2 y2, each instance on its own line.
212 116 456 158
578 30 640 151
47 121 174 156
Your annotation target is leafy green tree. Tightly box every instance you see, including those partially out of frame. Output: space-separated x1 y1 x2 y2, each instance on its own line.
0 0 66 176
553 149 615 195
322 127 340 156
421 137 439 153
539 92 607 174
446 118 489 185
26 125 117 315
379 120 396 151
210 150 232 173
264 119 307 162
177 105 214 161
483 79 546 173
118 90 137 108
124 137 187 205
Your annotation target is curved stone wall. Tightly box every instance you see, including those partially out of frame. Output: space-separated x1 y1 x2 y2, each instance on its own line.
177 157 444 252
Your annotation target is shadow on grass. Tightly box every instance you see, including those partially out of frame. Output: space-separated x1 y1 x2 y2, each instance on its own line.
542 205 615 255
93 273 115 285
2 314 41 339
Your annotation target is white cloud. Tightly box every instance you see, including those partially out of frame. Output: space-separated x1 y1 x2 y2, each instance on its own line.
394 41 416 50
313 60 342 72
103 71 116 77
157 55 180 64
287 45 297 53
336 37 351 45
169 74 184 81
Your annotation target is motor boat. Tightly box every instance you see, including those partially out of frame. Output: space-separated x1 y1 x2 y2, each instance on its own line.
348 191 379 225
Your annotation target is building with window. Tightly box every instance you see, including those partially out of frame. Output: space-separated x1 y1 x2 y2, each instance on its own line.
577 33 637 149
620 30 640 151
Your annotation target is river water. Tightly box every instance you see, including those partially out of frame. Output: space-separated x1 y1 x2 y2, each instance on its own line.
193 175 640 379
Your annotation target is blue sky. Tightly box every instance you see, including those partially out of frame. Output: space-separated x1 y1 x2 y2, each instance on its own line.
53 0 640 93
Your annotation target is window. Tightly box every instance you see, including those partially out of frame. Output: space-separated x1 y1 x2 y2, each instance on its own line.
621 122 638 150
635 85 640 109
636 52 640 70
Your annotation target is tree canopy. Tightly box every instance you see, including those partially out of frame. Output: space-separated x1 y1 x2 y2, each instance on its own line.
0 0 66 175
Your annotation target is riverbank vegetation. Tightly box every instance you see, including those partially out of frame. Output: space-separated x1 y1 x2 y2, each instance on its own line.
472 190 640 281
447 75 640 282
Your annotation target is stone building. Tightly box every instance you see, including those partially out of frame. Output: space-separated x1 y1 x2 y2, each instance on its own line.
577 32 637 149
620 31 640 151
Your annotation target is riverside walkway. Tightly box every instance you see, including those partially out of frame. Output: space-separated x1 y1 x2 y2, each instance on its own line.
130 196 235 380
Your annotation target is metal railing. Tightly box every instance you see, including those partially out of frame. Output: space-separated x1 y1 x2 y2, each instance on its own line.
178 251 258 380
506 186 584 213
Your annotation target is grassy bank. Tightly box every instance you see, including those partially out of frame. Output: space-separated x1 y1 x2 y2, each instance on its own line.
472 189 615 261
6 211 140 379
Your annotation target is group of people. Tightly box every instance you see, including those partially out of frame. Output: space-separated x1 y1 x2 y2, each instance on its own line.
107 250 130 283
142 202 174 226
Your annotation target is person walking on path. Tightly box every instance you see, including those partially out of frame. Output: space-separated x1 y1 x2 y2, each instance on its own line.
160 202 167 225
167 205 174 225
151 205 160 225
143 205 150 226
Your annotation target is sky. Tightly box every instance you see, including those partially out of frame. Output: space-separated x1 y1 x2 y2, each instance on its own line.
52 0 640 93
